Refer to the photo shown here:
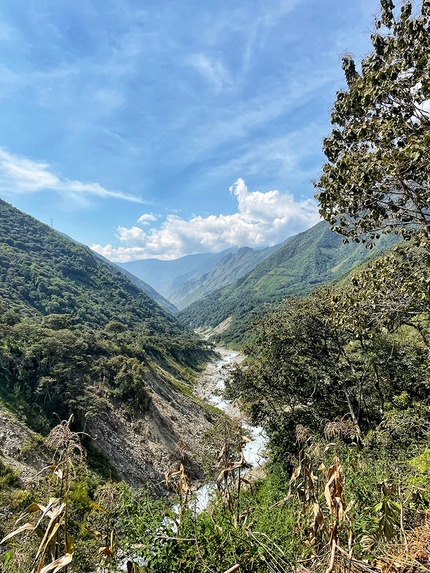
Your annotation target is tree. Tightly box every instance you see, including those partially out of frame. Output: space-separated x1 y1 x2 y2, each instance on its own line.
315 0 430 244
226 282 430 461
226 289 376 448
332 245 430 345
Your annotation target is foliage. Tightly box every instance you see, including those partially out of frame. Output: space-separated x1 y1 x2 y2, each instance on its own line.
333 243 430 341
226 257 430 459
315 0 430 243
0 416 86 573
3 3 430 570
0 198 215 442
0 459 20 489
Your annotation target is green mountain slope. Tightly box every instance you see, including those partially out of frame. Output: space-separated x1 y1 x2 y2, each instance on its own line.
0 199 181 331
157 248 238 298
0 199 215 485
90 249 178 314
171 243 282 310
178 221 398 345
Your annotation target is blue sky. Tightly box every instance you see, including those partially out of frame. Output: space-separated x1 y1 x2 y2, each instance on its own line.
0 0 379 260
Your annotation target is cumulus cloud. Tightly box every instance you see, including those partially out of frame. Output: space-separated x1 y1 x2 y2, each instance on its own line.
91 179 319 262
0 148 143 203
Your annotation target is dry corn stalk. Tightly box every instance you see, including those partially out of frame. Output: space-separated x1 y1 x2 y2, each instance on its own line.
0 497 72 573
216 434 251 527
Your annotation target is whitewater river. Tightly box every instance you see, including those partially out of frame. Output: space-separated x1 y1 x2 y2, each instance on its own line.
192 347 268 512
119 348 267 570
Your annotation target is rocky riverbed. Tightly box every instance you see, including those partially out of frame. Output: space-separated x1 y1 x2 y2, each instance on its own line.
194 347 245 418
193 347 268 509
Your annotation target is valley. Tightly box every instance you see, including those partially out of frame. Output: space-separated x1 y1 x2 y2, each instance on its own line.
1 4 430 566
1 188 430 573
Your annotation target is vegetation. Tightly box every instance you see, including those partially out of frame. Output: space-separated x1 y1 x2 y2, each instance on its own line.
0 198 214 438
315 0 430 243
92 252 178 314
226 263 429 455
170 244 281 310
0 199 186 333
2 1 430 571
179 221 397 346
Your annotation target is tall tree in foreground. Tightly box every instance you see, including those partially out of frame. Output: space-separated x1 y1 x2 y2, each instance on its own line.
315 0 430 243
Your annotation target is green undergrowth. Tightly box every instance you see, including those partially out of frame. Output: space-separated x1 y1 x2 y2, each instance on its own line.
1 406 430 572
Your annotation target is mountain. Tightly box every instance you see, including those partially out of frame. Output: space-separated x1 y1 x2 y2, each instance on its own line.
170 243 282 310
59 231 177 314
178 221 399 345
0 198 216 487
91 250 177 314
118 252 219 293
119 243 284 309
113 265 178 314
157 248 238 298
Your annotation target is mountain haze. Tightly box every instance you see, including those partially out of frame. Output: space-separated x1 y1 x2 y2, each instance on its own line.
156 248 238 298
171 243 282 310
91 250 178 314
115 265 178 314
118 252 220 294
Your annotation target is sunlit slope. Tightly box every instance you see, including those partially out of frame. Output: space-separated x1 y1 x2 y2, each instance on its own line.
0 198 215 486
178 221 398 345
171 243 282 310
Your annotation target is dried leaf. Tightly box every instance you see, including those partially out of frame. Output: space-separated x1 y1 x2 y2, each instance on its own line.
0 523 34 544
98 546 113 557
84 527 103 538
39 553 73 573
88 500 107 513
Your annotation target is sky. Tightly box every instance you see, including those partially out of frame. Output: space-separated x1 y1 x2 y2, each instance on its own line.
0 0 381 261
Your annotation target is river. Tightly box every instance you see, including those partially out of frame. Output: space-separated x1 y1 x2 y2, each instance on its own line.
119 348 267 570
192 347 268 512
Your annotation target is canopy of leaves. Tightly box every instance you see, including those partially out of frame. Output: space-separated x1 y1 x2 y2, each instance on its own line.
226 254 430 461
0 199 214 431
315 0 430 243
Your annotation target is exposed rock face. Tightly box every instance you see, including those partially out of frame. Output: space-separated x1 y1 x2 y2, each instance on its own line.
86 379 218 492
0 378 218 494
0 406 49 484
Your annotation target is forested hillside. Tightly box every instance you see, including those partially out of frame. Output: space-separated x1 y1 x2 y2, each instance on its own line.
0 199 182 330
0 198 215 483
179 220 397 344
1 2 430 572
91 250 178 314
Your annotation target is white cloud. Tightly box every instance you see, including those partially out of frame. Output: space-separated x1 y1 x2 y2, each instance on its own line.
0 148 143 203
91 178 320 262
137 213 158 225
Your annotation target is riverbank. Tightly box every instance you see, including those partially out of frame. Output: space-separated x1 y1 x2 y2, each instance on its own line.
194 347 245 419
194 347 267 484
